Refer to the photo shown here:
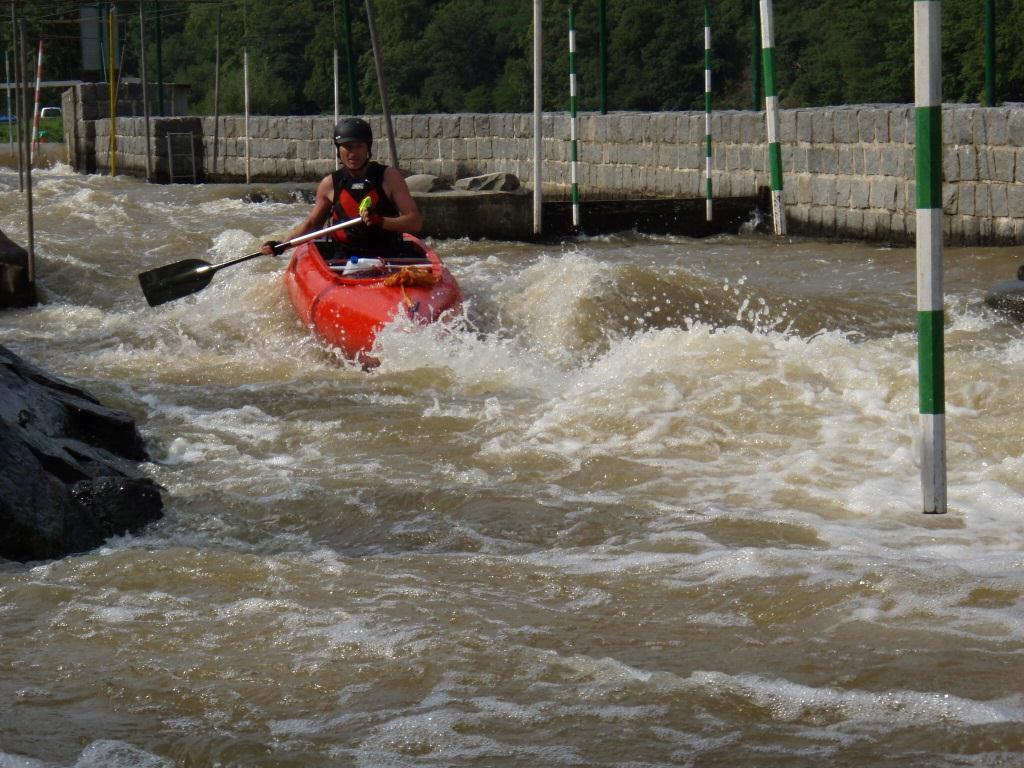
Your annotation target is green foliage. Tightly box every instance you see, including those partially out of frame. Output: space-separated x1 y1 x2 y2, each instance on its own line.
4 1 1024 118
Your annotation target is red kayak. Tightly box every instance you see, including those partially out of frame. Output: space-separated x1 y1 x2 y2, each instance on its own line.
283 234 462 360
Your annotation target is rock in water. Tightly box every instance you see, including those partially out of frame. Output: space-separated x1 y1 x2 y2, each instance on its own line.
0 345 163 562
0 229 37 308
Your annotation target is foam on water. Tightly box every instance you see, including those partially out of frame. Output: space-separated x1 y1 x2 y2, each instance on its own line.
4 167 1024 766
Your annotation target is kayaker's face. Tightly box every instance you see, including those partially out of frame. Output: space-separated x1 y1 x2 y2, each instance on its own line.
338 141 369 173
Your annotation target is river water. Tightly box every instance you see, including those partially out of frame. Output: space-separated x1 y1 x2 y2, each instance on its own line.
1 163 1023 767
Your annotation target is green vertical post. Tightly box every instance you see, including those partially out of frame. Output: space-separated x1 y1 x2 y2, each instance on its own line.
704 5 712 222
984 0 995 107
568 4 580 231
598 0 607 115
342 0 359 114
915 0 946 514
751 0 761 111
759 0 786 235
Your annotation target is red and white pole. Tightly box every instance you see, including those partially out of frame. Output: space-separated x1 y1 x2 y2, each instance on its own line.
29 39 41 166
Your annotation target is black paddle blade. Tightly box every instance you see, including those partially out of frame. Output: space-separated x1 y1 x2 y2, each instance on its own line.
138 258 216 307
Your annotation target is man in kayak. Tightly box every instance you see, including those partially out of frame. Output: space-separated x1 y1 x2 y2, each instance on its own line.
261 117 422 258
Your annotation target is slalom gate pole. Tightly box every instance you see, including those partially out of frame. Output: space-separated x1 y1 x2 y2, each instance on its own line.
704 5 713 222
568 4 580 233
914 0 947 514
533 0 543 236
759 0 786 235
984 0 995 107
243 48 250 184
5 51 11 158
107 8 116 175
29 39 40 165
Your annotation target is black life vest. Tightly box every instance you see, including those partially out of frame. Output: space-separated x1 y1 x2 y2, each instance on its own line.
330 162 403 254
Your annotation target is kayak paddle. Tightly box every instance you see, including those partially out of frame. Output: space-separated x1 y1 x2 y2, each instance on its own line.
138 216 362 307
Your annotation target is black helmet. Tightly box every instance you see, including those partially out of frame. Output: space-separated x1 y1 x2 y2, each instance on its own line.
333 117 373 150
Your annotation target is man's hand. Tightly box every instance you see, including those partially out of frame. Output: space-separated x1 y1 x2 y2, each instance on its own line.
261 240 285 256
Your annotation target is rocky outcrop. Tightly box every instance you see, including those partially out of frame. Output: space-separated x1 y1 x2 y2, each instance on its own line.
0 230 37 309
0 345 163 562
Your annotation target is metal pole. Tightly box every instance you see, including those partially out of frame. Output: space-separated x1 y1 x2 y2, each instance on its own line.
332 0 339 123
139 0 152 180
29 38 40 166
332 0 339 169
915 0 946 514
243 47 250 183
759 0 786 235
212 6 220 178
568 4 579 233
751 0 761 111
364 0 399 170
533 0 542 236
705 6 713 222
18 20 33 289
342 0 358 114
984 0 995 107
108 4 117 175
5 51 11 157
597 0 607 115
11 2 22 191
154 0 164 117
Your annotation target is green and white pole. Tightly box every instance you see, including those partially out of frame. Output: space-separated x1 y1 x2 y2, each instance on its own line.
759 0 786 235
704 5 713 222
915 0 946 514
568 5 580 232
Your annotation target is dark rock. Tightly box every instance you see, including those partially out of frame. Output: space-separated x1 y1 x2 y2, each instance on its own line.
0 230 37 309
0 345 163 562
985 279 1024 322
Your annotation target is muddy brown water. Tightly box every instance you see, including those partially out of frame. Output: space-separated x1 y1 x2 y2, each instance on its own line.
1 162 1023 767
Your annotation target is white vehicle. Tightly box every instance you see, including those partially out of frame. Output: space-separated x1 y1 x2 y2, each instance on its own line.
39 106 61 118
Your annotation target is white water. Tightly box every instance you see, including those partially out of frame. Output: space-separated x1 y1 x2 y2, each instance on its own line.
1 164 1023 766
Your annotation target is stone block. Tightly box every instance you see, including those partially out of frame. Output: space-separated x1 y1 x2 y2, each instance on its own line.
810 147 837 174
992 148 1016 182
857 109 876 142
942 185 958 215
835 177 851 207
990 183 1009 217
850 178 870 208
790 146 809 173
796 175 812 204
958 146 978 181
812 110 834 143
863 146 882 175
796 110 813 142
978 182 996 217
833 109 855 143
780 109 796 141
984 108 1010 144
960 183 977 216
942 147 959 181
888 107 910 144
869 178 897 209
1005 110 1024 148
951 108 975 145
1008 184 1024 218
812 176 836 206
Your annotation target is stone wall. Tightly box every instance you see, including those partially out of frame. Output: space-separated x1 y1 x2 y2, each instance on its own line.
65 103 1024 245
